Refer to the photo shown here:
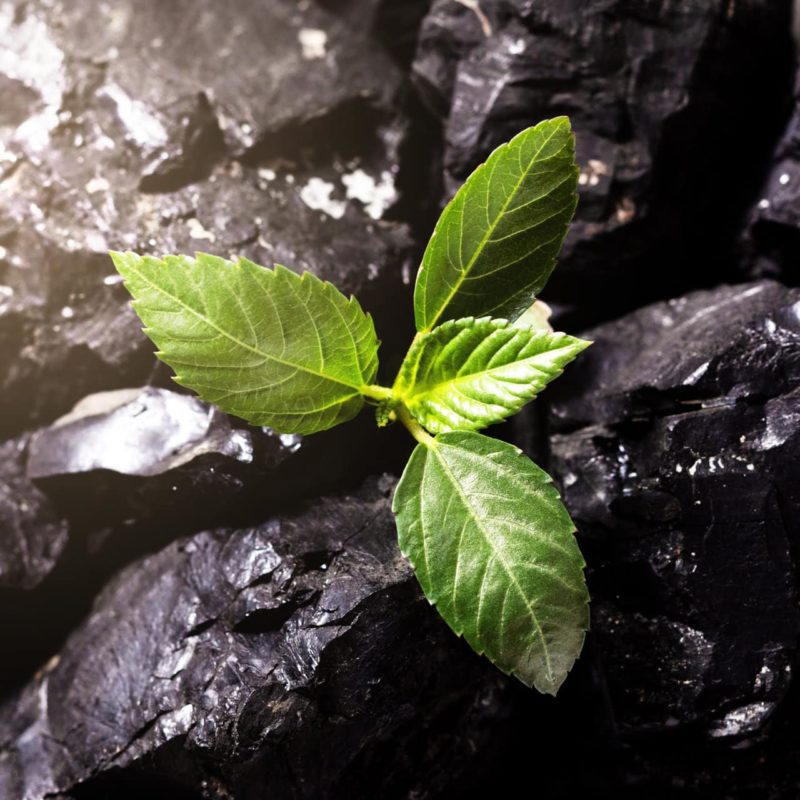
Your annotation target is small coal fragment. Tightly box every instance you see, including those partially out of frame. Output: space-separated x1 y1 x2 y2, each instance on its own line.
548 280 800 739
25 387 298 532
0 434 68 590
412 0 794 319
0 477 509 799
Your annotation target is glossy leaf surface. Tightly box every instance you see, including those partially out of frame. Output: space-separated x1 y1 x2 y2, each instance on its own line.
394 318 589 433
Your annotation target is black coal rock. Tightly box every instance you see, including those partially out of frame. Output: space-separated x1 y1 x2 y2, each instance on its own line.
0 0 415 436
0 477 508 799
0 434 68 590
548 281 800 739
412 0 794 319
315 0 432 66
25 386 300 533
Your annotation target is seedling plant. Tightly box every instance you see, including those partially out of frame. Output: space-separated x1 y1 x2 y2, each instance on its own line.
112 117 589 695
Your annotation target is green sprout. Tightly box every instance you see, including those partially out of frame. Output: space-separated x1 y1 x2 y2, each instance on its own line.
111 117 590 695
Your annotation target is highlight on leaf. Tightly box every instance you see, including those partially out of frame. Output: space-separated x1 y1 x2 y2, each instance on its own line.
393 317 590 434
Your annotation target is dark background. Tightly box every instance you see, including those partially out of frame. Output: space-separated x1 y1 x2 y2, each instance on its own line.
1 1 800 797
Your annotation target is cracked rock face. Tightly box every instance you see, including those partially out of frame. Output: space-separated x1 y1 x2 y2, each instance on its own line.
0 477 507 799
0 434 68 590
412 0 794 316
0 0 414 436
549 281 800 738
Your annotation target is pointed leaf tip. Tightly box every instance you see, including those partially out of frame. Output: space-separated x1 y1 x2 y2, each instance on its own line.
393 431 589 695
414 117 579 331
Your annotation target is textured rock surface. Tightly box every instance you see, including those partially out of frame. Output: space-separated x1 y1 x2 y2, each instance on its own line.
0 435 68 590
0 0 415 436
25 387 294 531
0 477 508 799
316 0 432 65
549 281 800 738
1 0 799 796
412 0 794 317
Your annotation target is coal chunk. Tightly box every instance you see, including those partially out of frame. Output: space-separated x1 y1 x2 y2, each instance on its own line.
548 281 800 738
315 0 432 65
412 0 794 319
0 477 508 799
0 434 68 590
0 0 414 436
25 387 299 532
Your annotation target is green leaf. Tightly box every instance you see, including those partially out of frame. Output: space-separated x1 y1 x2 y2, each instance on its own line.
393 431 588 695
111 251 379 435
414 117 578 332
394 318 590 434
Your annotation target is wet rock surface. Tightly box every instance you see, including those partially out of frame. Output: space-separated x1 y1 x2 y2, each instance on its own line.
26 387 292 531
412 0 794 320
0 477 508 800
549 281 800 745
0 0 800 796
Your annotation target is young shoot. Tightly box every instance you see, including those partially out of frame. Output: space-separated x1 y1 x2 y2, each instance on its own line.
112 116 589 695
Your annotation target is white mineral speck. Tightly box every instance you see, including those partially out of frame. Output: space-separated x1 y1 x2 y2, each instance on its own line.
780 173 791 185
100 83 169 147
186 217 216 242
278 433 303 453
298 28 327 59
342 169 397 220
299 177 346 219
85 176 110 194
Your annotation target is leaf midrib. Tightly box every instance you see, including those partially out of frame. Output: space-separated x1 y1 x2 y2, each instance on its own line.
127 262 366 394
429 439 554 682
404 335 569 403
423 124 563 332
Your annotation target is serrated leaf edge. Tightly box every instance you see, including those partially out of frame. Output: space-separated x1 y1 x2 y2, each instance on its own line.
393 436 590 695
414 116 578 332
394 316 591 435
112 250 379 396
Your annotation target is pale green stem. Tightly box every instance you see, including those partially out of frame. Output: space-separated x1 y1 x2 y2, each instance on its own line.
396 404 436 448
361 384 393 402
